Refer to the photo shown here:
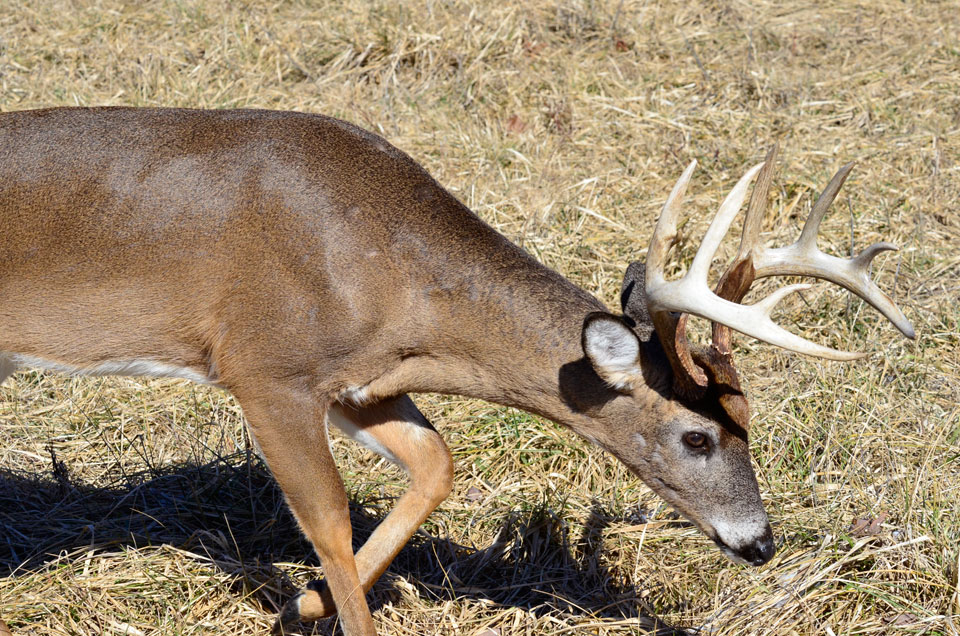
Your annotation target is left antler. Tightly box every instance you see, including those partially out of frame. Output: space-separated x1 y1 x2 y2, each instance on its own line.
645 148 914 397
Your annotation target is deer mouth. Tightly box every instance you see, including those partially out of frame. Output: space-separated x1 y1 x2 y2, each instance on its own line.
710 526 776 567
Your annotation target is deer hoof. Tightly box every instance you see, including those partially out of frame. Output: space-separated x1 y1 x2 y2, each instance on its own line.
273 579 336 634
272 591 305 635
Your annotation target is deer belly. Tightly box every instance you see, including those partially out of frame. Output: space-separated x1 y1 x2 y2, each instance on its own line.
0 353 215 384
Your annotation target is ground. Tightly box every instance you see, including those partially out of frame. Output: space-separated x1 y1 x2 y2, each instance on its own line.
0 1 958 634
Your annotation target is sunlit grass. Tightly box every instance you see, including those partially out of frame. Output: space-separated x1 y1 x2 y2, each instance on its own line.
1 0 958 634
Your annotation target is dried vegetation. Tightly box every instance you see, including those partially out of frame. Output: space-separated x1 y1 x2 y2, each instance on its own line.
0 0 958 634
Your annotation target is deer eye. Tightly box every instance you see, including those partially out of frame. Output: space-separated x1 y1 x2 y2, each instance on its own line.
683 431 708 450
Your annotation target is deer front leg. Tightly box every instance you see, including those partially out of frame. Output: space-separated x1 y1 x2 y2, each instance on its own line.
231 382 376 636
275 394 453 631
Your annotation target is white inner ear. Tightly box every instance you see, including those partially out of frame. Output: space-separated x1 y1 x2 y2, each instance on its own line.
584 318 641 390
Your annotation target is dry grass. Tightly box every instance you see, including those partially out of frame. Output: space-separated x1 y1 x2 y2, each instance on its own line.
0 0 958 634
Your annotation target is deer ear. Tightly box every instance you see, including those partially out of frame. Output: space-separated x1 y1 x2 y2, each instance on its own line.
582 312 642 392
619 261 655 342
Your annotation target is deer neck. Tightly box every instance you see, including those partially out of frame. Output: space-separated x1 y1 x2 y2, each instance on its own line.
360 239 631 434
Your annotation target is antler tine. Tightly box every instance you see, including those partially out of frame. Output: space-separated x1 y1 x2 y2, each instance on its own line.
749 164 916 339
686 163 765 284
646 160 697 289
736 143 780 264
796 162 854 251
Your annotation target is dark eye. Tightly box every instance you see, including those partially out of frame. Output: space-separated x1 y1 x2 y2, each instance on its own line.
683 432 708 450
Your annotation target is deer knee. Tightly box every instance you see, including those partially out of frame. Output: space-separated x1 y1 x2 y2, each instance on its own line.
408 434 454 507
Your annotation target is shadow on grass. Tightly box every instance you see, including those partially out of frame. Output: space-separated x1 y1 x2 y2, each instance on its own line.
0 449 689 635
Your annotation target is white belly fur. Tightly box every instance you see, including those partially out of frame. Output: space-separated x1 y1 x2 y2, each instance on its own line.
0 353 214 385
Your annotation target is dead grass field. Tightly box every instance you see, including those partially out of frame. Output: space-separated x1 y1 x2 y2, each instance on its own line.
0 0 958 634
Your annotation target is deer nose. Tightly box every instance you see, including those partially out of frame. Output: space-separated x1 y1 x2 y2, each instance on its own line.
736 525 776 566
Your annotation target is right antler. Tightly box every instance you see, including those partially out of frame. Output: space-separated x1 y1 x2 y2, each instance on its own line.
731 158 915 339
645 148 914 398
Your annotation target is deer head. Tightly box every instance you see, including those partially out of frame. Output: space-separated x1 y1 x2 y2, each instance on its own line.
580 145 914 565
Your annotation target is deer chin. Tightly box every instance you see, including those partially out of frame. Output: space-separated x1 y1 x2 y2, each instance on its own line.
647 483 775 567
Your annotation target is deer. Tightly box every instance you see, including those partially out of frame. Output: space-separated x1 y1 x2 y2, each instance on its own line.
0 108 913 636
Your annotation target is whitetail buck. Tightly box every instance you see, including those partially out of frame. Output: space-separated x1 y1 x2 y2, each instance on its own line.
0 108 912 635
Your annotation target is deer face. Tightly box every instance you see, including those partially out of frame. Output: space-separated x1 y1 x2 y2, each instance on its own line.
643 403 774 565
581 311 775 566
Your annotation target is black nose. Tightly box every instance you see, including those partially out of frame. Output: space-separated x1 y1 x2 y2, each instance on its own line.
737 525 776 566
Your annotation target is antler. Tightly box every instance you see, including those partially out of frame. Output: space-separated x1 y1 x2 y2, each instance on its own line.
645 149 914 399
733 160 915 339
